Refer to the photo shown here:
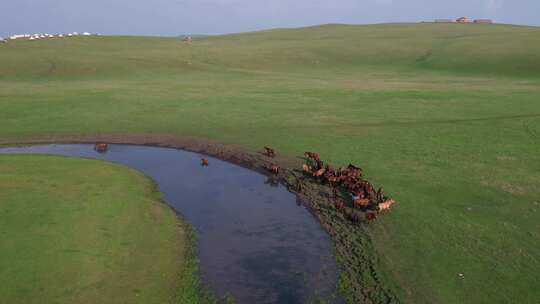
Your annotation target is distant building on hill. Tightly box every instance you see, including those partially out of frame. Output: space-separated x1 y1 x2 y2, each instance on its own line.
435 19 454 23
432 17 493 25
474 19 493 24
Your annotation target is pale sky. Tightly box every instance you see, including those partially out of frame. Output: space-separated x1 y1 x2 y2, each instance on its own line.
1 0 538 37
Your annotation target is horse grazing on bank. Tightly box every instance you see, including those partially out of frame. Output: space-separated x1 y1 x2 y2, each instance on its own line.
353 197 370 208
263 146 276 158
335 198 345 210
304 151 320 160
268 164 279 174
313 168 326 178
366 212 378 221
378 199 396 212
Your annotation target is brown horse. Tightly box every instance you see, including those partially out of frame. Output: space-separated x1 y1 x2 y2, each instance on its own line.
295 177 304 192
376 187 385 203
302 164 313 174
353 197 370 208
335 199 345 210
366 212 378 221
304 151 320 160
313 168 326 177
269 164 279 174
263 146 276 158
94 143 108 153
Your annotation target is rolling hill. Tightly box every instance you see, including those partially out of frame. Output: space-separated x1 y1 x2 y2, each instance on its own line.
1 23 539 303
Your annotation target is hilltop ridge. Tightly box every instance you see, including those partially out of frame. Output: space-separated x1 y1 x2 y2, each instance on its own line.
1 23 539 80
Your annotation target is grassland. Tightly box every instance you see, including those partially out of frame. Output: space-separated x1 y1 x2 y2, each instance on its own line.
0 23 539 303
0 155 210 304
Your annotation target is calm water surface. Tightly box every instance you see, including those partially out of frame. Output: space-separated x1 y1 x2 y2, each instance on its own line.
0 144 342 304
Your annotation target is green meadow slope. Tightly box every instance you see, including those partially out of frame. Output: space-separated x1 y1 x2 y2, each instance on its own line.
0 155 209 304
1 23 539 303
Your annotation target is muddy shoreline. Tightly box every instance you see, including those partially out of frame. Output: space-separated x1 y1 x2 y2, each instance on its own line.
0 134 399 304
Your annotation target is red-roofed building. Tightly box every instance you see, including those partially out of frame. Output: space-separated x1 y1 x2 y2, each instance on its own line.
456 17 471 23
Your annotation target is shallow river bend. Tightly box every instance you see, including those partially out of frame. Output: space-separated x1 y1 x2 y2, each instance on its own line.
0 144 342 304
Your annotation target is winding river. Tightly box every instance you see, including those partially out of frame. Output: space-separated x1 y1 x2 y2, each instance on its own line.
0 144 342 304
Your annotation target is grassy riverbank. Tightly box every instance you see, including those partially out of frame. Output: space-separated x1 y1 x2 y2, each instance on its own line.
0 155 209 304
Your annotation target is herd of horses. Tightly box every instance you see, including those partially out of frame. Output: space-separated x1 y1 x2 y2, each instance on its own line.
264 146 396 222
94 143 396 222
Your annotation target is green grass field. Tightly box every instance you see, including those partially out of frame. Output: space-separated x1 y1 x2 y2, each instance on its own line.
1 23 539 303
0 155 209 304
